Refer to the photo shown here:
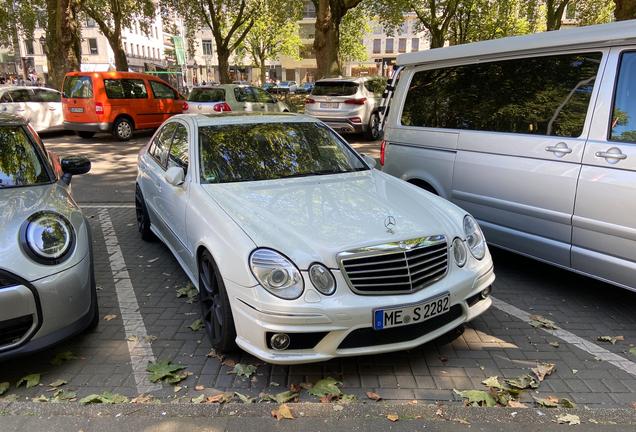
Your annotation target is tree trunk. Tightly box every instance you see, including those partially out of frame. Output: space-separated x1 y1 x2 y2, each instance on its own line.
615 0 636 20
86 6 129 71
546 0 569 31
429 28 446 48
217 47 231 84
46 0 83 90
259 52 266 84
108 34 129 71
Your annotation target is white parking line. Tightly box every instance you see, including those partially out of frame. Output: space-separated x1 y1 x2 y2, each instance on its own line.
491 296 636 377
98 208 162 394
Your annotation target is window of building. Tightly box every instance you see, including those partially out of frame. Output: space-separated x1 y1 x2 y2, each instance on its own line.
302 44 315 59
155 27 159 39
142 46 146 58
412 38 419 52
401 52 602 138
566 3 576 19
202 39 213 56
86 18 95 27
137 45 140 56
24 40 35 55
299 24 315 39
398 38 406 53
152 47 156 59
385 39 394 54
88 38 98 55
372 22 382 34
400 21 407 34
373 39 381 54
39 38 46 55
303 0 316 18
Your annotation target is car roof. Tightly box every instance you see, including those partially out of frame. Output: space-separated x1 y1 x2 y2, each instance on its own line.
315 76 378 83
0 86 59 92
176 112 317 127
194 84 250 90
396 20 636 67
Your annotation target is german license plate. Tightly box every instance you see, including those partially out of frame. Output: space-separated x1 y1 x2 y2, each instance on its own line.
373 293 450 330
70 107 84 113
320 102 338 109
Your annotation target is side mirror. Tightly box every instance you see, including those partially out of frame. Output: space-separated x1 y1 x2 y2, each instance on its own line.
61 155 91 185
165 166 185 186
362 154 377 168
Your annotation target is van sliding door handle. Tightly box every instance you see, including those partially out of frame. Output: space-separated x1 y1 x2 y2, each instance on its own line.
596 151 627 160
545 146 572 154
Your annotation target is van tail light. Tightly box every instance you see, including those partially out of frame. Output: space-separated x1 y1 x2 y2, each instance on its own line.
380 140 386 166
183 102 189 111
305 98 315 104
344 98 367 105
95 102 104 115
213 103 231 112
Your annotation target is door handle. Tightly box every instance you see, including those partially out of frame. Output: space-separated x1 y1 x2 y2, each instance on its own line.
243 106 248 110
155 181 161 191
596 150 627 160
545 145 572 154
49 108 56 111
17 109 25 112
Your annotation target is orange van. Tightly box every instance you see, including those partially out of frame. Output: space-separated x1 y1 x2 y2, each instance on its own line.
62 71 185 141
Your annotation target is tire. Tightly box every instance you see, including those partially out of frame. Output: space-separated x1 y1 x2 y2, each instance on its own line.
112 117 134 141
364 112 380 141
86 284 100 330
75 131 95 139
135 185 155 241
199 251 237 352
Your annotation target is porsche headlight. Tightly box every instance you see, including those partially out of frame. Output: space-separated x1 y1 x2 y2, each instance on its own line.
463 215 485 260
21 212 74 264
250 249 304 299
309 263 336 296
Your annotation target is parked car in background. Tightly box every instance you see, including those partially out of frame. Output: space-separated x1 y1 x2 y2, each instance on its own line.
135 112 494 364
261 83 275 92
183 85 289 114
232 81 251 85
296 82 315 94
271 81 298 94
304 75 387 141
380 20 636 292
62 71 185 141
0 113 97 361
0 87 64 133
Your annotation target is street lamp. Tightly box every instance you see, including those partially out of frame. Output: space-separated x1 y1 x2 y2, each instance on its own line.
39 35 47 55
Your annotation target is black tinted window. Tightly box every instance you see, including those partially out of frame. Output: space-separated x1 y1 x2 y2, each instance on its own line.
364 78 387 95
610 52 636 143
402 52 602 137
187 88 225 102
62 76 93 98
34 89 61 102
199 122 366 183
150 81 177 99
0 126 51 187
104 79 148 99
7 90 35 102
234 87 256 102
312 82 359 96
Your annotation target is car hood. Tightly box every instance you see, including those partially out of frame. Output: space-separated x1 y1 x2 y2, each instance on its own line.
201 170 466 269
0 182 88 282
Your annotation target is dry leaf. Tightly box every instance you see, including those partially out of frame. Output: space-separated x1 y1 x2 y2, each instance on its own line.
616 336 625 341
597 336 617 345
387 414 399 422
557 414 580 425
436 408 443 417
547 396 559 404
131 394 153 403
365 392 381 401
454 418 470 425
508 400 528 408
531 362 555 381
589 419 598 424
222 359 236 368
572 369 578 374
299 383 313 390
529 314 558 330
271 404 293 421
439 356 448 362
549 342 559 348
630 402 636 409
320 395 333 404
206 394 224 403
104 315 117 321
291 384 301 394
441 371 448 374
195 386 204 391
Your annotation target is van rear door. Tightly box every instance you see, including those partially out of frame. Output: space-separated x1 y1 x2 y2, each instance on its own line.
62 75 96 123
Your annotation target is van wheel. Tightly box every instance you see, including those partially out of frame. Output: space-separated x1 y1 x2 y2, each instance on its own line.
113 118 134 141
364 113 380 141
75 131 95 139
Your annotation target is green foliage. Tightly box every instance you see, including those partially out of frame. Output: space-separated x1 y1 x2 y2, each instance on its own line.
0 0 44 48
187 319 204 331
51 351 77 365
261 390 298 403
79 391 128 404
505 374 540 389
51 389 76 403
307 377 342 397
575 0 615 26
339 6 371 64
454 389 498 406
146 358 188 383
0 383 9 395
233 363 257 380
16 374 43 389
49 379 68 387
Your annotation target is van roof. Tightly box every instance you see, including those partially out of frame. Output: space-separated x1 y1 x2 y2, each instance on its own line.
396 21 636 67
64 71 164 80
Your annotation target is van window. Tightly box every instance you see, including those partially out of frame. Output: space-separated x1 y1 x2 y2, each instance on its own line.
149 81 178 99
63 76 94 98
104 79 148 99
187 88 225 102
610 52 636 143
402 52 602 138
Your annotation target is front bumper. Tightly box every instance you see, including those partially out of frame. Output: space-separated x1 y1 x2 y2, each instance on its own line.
228 260 495 364
63 121 113 132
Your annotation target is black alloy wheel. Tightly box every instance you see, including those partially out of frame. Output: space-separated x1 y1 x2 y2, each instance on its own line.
135 185 155 241
364 112 380 141
199 251 237 352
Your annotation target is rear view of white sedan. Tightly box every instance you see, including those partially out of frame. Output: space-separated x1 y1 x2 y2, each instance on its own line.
135 112 495 364
182 84 289 115
0 87 64 132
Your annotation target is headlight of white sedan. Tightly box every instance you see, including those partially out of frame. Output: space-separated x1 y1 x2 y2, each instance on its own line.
20 211 75 265
250 249 304 299
463 215 486 260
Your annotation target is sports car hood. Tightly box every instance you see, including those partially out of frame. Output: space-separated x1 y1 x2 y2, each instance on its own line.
201 170 467 269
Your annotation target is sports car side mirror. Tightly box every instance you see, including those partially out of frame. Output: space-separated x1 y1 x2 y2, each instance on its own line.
362 154 377 169
165 166 185 186
61 155 91 185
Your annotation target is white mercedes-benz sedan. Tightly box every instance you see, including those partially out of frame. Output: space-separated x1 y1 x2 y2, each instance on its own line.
135 112 494 364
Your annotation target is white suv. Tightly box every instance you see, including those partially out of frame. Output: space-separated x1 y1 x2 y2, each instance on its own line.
304 76 387 141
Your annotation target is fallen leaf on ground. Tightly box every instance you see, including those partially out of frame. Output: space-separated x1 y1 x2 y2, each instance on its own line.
0 394 19 402
629 347 636 356
0 382 9 395
271 404 293 421
482 376 505 389
546 396 559 403
187 319 204 332
594 356 602 361
96 285 103 290
333 405 343 411
454 389 497 407
126 335 139 342
49 379 67 388
233 364 257 380
531 362 555 382
234 392 257 403
262 391 298 404
365 391 381 401
146 358 188 383
144 335 157 343
49 389 75 403
597 336 617 345
454 418 470 425
341 394 357 403
307 377 341 397
191 394 205 403
222 359 236 368
506 374 539 389
16 374 43 389
572 369 578 374
207 394 224 403
557 414 580 425
561 398 578 408
436 408 443 417
131 394 154 403
79 391 128 404
51 351 77 365
616 336 625 341
508 400 528 408
195 385 204 391
387 414 399 422
291 384 301 394
104 315 117 321
529 314 558 330
299 383 313 390
174 386 182 393
589 419 598 424
534 397 558 408
148 258 159 263
33 395 49 402
549 342 559 348
270 382 280 386
439 356 448 362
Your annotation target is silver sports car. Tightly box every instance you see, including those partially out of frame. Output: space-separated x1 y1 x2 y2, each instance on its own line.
0 113 97 361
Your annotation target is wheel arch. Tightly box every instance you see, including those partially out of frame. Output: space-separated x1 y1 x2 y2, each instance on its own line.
114 113 136 130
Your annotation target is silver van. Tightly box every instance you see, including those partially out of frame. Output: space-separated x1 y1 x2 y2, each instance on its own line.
380 21 636 291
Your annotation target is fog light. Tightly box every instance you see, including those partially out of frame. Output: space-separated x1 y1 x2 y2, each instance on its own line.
270 333 291 350
481 286 492 299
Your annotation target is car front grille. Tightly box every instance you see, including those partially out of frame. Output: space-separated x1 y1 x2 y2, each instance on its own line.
337 236 448 295
0 315 34 346
337 304 462 349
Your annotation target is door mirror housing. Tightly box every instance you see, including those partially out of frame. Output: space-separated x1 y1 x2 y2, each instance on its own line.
362 154 377 169
165 166 185 186
60 155 91 185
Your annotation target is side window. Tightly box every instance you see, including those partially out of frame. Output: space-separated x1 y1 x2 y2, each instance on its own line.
150 81 178 99
104 79 148 99
234 87 256 102
8 90 34 102
168 124 189 174
610 52 636 143
34 89 61 102
365 79 386 95
252 87 274 103
0 93 12 102
148 122 177 168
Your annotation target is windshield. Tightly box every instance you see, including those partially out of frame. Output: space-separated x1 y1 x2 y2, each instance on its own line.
188 88 225 102
311 82 358 96
62 76 93 99
0 126 52 187
199 122 368 184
